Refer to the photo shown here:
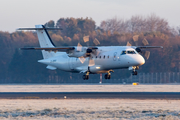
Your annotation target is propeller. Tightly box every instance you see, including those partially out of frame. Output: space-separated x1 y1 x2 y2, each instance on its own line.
142 38 150 59
127 35 150 59
77 35 100 67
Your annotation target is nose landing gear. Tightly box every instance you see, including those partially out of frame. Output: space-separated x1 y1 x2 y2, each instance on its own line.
132 71 138 75
132 66 138 75
83 72 89 80
105 74 111 79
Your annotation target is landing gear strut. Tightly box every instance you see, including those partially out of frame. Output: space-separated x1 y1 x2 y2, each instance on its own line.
130 66 138 76
105 74 111 79
105 70 114 79
83 72 89 80
132 71 138 75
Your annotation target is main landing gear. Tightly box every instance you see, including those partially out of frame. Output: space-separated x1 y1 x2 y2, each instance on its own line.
105 70 114 79
83 72 89 80
105 73 111 79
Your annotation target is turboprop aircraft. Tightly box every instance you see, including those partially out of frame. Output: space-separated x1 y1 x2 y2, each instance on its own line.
17 25 163 80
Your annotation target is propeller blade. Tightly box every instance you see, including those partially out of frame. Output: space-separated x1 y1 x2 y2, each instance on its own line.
83 36 89 43
79 56 86 63
93 38 100 46
133 35 139 42
126 41 132 46
145 51 150 59
89 58 95 66
95 50 100 56
77 43 82 51
142 38 149 46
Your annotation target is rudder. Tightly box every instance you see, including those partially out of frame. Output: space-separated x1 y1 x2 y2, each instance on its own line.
35 25 55 59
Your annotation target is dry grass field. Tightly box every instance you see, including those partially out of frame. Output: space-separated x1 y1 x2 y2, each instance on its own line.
0 99 180 120
0 84 180 119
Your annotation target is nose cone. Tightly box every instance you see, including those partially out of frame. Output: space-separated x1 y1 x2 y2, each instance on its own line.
138 55 145 65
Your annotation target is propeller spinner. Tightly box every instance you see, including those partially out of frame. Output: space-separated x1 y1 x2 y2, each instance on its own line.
127 35 150 60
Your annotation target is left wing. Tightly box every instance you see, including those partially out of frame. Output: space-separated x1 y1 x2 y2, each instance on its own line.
20 47 75 52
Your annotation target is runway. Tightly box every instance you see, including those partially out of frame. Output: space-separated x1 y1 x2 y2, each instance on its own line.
0 92 180 99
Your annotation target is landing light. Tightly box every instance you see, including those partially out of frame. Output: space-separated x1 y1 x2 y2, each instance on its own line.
96 67 101 69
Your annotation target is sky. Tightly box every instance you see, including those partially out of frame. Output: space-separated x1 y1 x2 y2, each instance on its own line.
0 0 180 32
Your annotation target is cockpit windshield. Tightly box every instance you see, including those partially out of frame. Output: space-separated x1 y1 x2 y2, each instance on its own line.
121 50 136 55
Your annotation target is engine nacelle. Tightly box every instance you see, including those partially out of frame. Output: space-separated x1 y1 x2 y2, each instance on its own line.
135 47 141 53
89 65 102 73
68 51 86 58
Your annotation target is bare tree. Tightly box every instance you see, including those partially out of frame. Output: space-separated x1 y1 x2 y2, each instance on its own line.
100 17 128 34
127 15 146 33
100 14 170 35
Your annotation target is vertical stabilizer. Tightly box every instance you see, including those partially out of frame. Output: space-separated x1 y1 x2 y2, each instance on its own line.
35 25 55 59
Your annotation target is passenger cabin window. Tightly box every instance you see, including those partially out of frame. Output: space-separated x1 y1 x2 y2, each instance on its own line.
108 55 109 58
100 56 101 59
104 55 105 59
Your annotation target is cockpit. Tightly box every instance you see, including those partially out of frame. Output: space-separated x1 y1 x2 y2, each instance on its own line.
121 50 137 55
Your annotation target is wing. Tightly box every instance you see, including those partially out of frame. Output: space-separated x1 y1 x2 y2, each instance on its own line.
20 47 75 52
136 46 163 49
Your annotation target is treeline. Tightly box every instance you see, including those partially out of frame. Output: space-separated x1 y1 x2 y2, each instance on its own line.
0 14 180 83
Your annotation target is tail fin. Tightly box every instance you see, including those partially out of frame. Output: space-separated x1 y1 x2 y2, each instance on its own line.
35 25 55 59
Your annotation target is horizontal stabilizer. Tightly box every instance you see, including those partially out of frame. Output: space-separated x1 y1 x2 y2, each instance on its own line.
46 65 57 70
17 28 62 30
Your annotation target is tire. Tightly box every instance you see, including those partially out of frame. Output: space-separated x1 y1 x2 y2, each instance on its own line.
86 75 89 80
135 71 138 75
108 75 111 79
105 74 107 79
83 75 86 80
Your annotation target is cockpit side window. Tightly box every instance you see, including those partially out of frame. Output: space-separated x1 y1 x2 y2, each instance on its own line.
121 51 126 55
127 50 136 54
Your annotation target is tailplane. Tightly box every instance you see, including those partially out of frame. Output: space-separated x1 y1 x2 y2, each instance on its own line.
17 25 62 59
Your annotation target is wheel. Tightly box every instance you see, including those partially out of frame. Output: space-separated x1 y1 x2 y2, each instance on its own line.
132 71 138 75
108 75 111 79
86 75 89 80
83 75 89 80
83 75 86 80
134 71 138 75
105 74 107 79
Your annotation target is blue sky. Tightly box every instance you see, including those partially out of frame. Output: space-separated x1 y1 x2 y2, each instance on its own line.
0 0 180 32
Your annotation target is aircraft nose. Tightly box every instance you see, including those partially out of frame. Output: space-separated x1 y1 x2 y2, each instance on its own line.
138 55 145 65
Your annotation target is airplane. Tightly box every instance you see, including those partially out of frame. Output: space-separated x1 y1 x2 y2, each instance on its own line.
17 25 163 80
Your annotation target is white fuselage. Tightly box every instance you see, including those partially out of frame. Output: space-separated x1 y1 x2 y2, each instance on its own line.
38 46 145 74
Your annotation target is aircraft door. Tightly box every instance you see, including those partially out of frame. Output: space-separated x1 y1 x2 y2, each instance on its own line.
113 52 117 61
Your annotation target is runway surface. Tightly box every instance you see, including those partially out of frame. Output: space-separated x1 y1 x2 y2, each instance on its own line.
0 92 180 99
